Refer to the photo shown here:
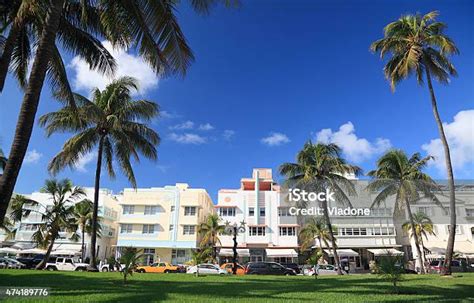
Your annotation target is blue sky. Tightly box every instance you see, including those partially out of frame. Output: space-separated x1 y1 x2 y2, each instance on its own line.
1 0 473 202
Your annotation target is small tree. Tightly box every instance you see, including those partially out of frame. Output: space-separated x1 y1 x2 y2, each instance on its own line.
189 247 212 277
120 247 143 284
307 249 323 279
376 253 405 293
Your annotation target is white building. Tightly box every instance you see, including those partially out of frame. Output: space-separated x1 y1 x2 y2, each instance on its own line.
11 188 120 261
216 168 299 264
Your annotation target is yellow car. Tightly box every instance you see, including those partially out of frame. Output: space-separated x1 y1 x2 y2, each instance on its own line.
136 262 179 273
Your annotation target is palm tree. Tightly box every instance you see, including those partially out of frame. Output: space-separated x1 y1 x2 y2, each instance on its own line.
0 217 16 241
367 150 441 274
73 199 94 262
120 247 143 284
0 0 237 224
0 148 7 174
279 142 362 275
10 179 85 269
299 216 332 252
198 214 226 262
402 211 436 269
39 76 160 270
370 11 458 275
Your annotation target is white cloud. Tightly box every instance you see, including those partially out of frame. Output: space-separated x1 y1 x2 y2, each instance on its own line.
160 111 181 119
422 110 474 175
75 153 96 172
261 132 290 146
169 133 207 145
198 123 214 131
69 41 159 95
169 121 194 130
315 122 391 163
24 150 42 164
223 130 235 141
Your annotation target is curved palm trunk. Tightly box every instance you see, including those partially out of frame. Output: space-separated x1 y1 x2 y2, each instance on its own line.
419 236 427 272
36 230 58 270
322 199 342 275
89 135 104 270
0 0 65 222
425 68 456 276
405 200 425 274
0 20 21 92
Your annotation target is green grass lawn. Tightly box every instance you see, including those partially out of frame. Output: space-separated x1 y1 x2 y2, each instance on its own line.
0 270 473 303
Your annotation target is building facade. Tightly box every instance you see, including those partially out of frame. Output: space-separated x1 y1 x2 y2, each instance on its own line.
9 188 120 260
216 169 299 264
116 183 214 265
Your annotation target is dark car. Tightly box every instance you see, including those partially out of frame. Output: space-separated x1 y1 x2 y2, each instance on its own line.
16 254 46 269
281 263 301 274
245 262 296 275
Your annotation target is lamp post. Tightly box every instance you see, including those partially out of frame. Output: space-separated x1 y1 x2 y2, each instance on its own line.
224 220 246 275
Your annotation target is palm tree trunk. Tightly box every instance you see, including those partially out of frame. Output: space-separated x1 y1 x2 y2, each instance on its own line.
89 135 104 270
322 199 342 275
36 230 58 270
81 226 85 262
425 66 456 276
0 20 21 91
420 236 427 272
0 0 65 222
405 200 425 274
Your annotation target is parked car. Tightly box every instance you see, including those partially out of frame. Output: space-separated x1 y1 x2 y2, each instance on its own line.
186 264 228 275
281 263 301 274
429 260 465 274
45 257 89 271
0 257 26 269
245 262 296 276
136 262 179 273
16 254 46 269
0 260 6 269
220 263 246 275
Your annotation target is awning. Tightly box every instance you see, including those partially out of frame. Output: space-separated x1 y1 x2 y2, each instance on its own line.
324 249 359 257
19 248 47 254
0 247 20 254
219 248 250 257
265 249 298 258
52 250 80 256
368 248 404 256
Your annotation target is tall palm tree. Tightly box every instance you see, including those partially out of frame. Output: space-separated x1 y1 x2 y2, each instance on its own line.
39 76 160 270
10 179 85 269
0 148 7 174
402 211 436 269
0 0 116 221
73 199 94 262
279 142 362 275
367 150 441 274
198 213 226 262
299 216 332 252
370 11 458 275
0 0 237 223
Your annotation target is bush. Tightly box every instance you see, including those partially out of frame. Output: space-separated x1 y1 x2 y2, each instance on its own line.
375 254 406 293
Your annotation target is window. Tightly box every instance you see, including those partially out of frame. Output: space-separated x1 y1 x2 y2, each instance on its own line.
418 207 432 216
219 207 236 217
123 205 135 215
278 207 291 216
142 224 157 234
183 225 195 235
466 208 474 217
184 206 196 216
249 226 265 236
144 206 158 215
279 227 296 236
248 207 255 216
120 224 132 233
260 208 266 217
171 205 175 212
169 224 174 231
19 224 38 231
143 248 155 254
